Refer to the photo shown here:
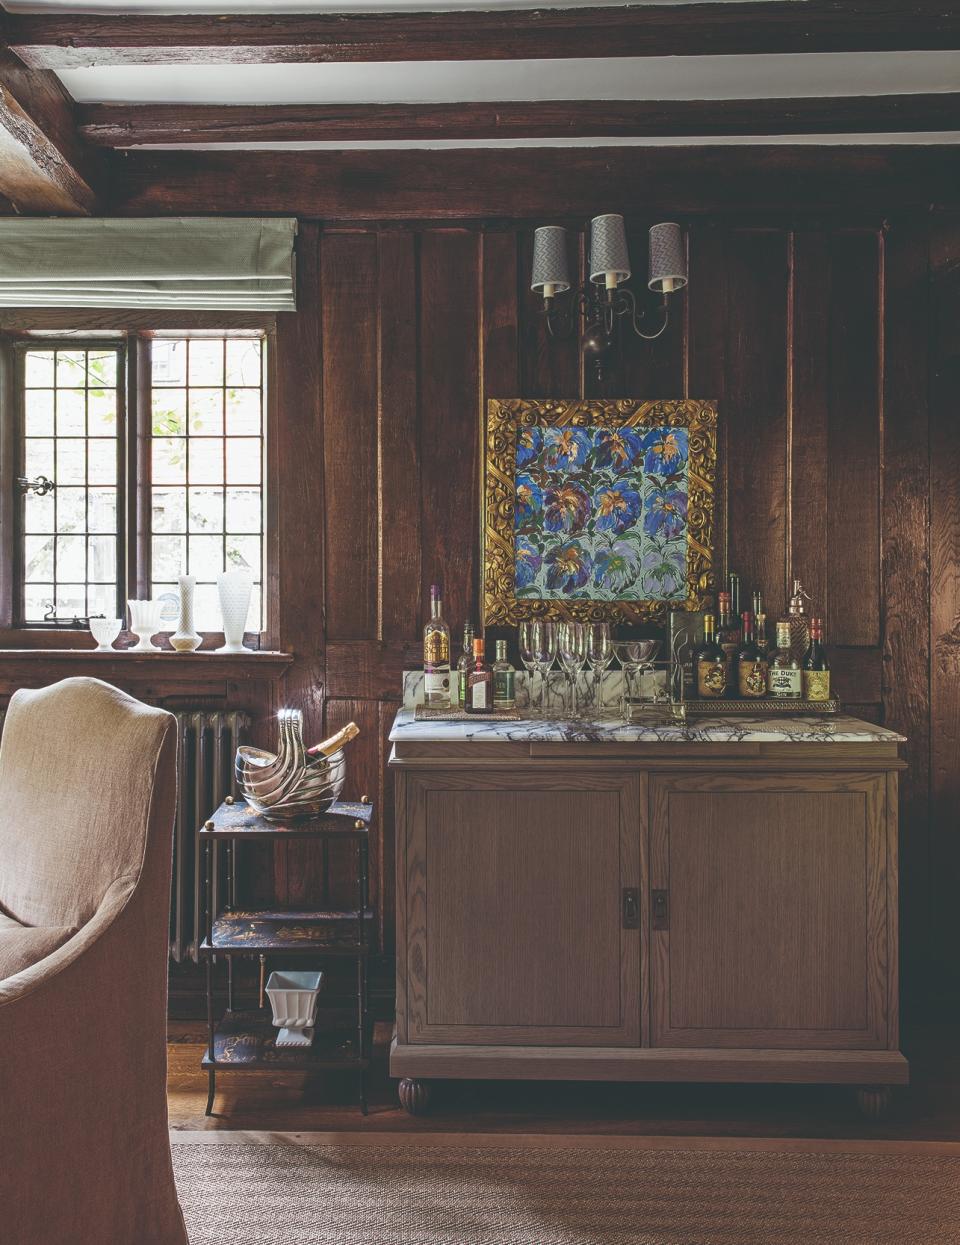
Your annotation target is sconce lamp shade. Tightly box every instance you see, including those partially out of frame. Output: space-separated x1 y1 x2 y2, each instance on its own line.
530 226 571 294
589 214 631 287
648 222 687 292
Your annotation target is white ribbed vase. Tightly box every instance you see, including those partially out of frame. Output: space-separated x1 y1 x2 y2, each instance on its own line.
217 570 252 653
171 575 202 652
127 599 161 652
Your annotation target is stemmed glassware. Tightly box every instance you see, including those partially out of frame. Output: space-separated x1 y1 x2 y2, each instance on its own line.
586 622 613 716
518 622 540 716
558 622 587 718
531 620 558 717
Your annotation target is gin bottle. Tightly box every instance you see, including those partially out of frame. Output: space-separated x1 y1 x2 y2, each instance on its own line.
423 584 451 706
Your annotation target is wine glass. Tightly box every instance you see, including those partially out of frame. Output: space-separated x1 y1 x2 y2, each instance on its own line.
586 622 613 715
612 639 661 721
558 622 587 718
532 620 558 718
518 621 539 716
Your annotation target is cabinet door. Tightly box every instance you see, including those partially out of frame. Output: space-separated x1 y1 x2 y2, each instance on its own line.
650 772 891 1050
404 770 641 1046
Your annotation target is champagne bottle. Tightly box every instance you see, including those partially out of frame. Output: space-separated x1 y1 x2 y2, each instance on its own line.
695 614 727 699
737 611 769 699
423 584 451 706
768 622 802 699
466 638 494 713
307 721 360 757
456 622 475 709
802 617 831 701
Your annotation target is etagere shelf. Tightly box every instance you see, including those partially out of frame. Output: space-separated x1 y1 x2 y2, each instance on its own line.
199 796 373 1115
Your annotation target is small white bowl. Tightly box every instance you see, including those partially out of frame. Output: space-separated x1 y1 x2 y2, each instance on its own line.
89 617 123 651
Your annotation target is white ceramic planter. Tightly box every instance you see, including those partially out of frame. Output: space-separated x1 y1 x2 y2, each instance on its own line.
171 575 202 652
217 570 252 653
127 599 162 652
89 617 122 651
266 969 323 1047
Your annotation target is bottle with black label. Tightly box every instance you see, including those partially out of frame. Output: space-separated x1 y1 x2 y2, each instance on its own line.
695 614 727 699
768 621 802 699
466 638 494 713
737 611 769 699
492 640 516 710
802 618 831 701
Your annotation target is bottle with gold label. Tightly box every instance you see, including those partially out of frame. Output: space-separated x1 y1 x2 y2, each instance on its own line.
716 591 740 695
768 621 802 699
802 617 831 701
695 614 727 699
780 578 812 661
737 611 769 699
423 584 451 705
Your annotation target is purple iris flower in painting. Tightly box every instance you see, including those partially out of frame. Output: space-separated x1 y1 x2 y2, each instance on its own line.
515 425 543 469
545 541 592 593
592 426 644 473
544 483 591 535
641 544 686 597
643 488 687 538
542 426 592 473
593 480 642 536
514 473 543 527
515 537 542 591
642 426 687 476
593 541 642 594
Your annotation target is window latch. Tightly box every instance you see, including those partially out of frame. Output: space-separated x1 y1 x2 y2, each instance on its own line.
16 475 55 496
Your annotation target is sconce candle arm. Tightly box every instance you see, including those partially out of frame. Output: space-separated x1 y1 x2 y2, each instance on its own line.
613 286 671 341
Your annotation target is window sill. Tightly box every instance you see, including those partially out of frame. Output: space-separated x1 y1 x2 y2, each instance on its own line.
0 648 294 689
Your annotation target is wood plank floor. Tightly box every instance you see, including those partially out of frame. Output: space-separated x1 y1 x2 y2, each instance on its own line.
170 1021 960 1141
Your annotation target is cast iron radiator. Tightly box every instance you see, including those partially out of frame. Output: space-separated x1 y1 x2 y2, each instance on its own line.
171 709 250 964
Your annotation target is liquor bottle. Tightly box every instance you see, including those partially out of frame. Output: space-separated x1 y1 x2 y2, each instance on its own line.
492 640 516 710
768 621 802 699
716 591 740 694
455 621 475 709
466 638 494 713
695 614 727 699
737 611 769 699
306 721 360 757
727 572 740 620
780 578 812 662
753 590 769 656
423 583 451 706
802 617 831 701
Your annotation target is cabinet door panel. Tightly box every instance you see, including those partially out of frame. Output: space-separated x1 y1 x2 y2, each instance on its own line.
650 772 889 1050
406 770 641 1046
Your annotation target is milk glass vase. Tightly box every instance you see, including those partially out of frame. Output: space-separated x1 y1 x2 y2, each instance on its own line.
171 575 202 652
127 599 161 652
217 570 252 653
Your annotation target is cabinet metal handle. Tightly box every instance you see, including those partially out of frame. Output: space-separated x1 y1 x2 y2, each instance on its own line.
622 887 639 929
652 889 669 931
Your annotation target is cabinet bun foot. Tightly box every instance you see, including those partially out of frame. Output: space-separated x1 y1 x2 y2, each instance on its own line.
398 1077 432 1116
856 1086 893 1121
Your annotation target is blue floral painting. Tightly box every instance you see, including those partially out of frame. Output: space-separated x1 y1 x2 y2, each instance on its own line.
513 423 689 601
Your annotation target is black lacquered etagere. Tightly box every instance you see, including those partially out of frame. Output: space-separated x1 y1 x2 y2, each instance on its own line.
199 796 373 1115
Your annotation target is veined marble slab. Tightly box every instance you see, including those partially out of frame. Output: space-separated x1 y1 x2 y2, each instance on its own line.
402 667 660 714
390 702 905 745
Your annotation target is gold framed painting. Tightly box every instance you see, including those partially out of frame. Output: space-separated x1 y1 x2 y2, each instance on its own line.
482 398 717 626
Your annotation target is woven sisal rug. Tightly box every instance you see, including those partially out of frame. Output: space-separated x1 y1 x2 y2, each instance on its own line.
171 1132 960 1245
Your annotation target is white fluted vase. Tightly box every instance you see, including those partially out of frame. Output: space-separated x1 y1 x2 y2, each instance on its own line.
217 570 252 653
127 599 161 652
171 575 202 652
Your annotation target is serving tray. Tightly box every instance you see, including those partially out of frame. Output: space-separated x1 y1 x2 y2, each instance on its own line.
414 705 521 721
678 697 840 715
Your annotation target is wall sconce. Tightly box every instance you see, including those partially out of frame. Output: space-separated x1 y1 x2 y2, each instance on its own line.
530 216 688 383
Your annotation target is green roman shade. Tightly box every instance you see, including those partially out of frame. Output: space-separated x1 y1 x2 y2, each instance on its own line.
0 217 297 309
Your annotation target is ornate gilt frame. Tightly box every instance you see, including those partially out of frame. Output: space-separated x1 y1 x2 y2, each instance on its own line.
482 398 718 626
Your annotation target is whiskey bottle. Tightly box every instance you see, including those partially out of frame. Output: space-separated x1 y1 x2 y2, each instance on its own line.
695 614 727 699
737 611 769 699
492 640 516 710
802 618 831 701
780 578 812 662
753 590 769 656
466 638 494 713
768 621 802 699
716 591 740 694
423 584 451 706
455 621 475 709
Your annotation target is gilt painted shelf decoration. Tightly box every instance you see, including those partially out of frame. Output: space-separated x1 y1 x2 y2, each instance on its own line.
483 399 717 625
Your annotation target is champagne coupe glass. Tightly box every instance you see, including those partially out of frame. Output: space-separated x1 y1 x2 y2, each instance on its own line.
532 620 558 718
558 622 587 718
586 622 613 715
518 621 539 717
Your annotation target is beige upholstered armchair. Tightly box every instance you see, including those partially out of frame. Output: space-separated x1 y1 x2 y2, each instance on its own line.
0 677 188 1245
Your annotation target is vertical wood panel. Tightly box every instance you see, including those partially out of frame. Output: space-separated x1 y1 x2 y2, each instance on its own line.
827 230 882 646
517 225 582 399
322 232 379 640
419 229 481 631
618 218 685 399
322 696 381 916
378 230 421 642
722 229 789 620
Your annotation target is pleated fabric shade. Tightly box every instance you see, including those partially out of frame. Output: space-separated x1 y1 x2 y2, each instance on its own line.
0 218 297 309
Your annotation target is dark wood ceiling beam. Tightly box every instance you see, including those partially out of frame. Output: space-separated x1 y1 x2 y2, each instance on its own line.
105 146 960 218
0 49 98 213
9 3 960 69
79 95 960 147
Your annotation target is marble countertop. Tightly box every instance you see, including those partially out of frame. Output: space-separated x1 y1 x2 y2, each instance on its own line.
388 707 905 745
